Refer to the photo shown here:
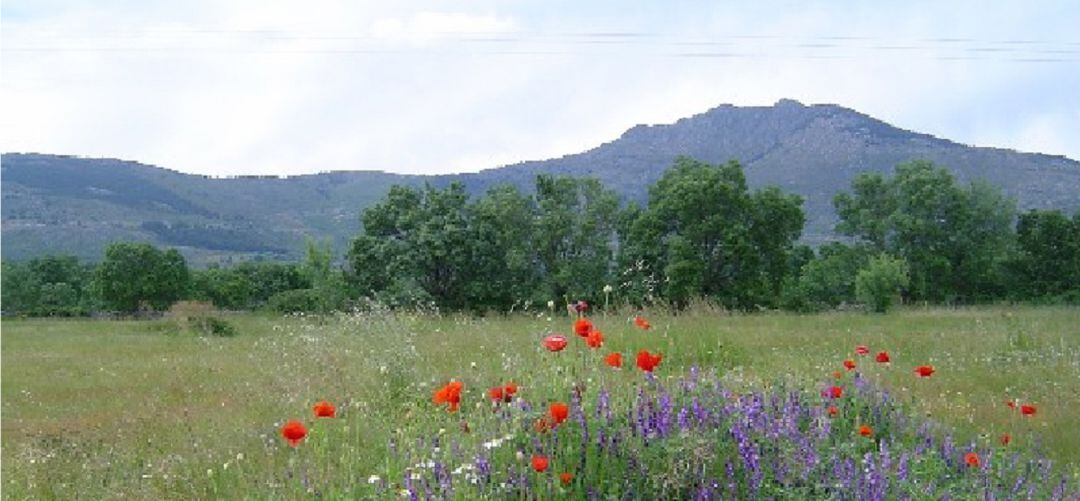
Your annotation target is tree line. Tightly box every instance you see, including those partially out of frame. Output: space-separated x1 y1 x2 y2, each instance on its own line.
2 158 1077 316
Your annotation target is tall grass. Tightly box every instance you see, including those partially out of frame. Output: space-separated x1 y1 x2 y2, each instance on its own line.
1 306 1076 498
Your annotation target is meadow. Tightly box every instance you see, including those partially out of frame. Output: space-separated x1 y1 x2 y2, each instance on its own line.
2 305 1078 499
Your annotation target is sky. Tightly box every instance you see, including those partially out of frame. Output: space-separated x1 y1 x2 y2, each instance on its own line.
2 0 1078 176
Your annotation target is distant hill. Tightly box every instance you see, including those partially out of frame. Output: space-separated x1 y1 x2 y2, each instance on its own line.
4 99 1079 265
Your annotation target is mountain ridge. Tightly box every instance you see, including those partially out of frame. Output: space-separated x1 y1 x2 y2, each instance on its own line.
4 99 1078 265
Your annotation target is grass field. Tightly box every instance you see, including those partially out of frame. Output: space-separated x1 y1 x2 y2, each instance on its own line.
2 305 1078 499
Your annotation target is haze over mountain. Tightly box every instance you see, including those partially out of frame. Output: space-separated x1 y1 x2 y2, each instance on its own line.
4 99 1078 265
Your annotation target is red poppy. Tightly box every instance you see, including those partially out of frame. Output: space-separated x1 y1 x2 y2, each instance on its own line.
828 386 843 399
965 452 980 467
843 359 856 371
1020 405 1036 416
313 401 336 418
1006 400 1016 410
532 455 549 473
543 335 568 352
875 351 890 363
489 382 518 403
586 330 604 349
560 472 574 486
574 301 589 313
574 318 594 338
605 352 623 368
859 424 873 437
833 370 843 379
281 420 308 447
636 350 662 372
1000 433 1012 446
827 406 839 417
855 345 870 356
914 365 935 377
549 402 569 425
634 316 651 330
433 381 463 412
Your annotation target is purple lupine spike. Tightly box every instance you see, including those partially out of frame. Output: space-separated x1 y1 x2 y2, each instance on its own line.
897 452 909 482
678 406 690 432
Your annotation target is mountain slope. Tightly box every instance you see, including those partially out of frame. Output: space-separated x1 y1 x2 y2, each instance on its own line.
4 99 1078 265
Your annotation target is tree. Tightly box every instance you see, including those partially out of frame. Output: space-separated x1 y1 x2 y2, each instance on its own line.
855 254 910 313
834 161 1015 303
347 183 474 309
1010 210 1080 300
620 157 804 309
533 175 621 304
467 185 542 310
1 255 95 316
782 243 872 311
96 242 190 312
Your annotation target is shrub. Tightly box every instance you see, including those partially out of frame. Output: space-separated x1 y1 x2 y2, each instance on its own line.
267 288 325 313
855 254 909 313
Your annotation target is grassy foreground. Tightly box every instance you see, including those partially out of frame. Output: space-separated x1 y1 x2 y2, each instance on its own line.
2 306 1078 498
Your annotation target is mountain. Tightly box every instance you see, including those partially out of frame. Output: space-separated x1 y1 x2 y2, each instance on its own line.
4 99 1079 265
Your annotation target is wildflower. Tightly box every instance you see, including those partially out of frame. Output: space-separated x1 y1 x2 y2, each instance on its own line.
534 418 551 434
574 318 593 337
531 455 549 473
875 351 890 363
433 381 463 412
605 352 623 368
855 345 870 356
1001 433 1011 446
1006 400 1016 410
281 420 308 447
603 285 614 294
634 316 651 330
547 300 556 309
586 330 604 349
313 401 336 418
543 335 568 352
575 301 589 312
833 371 843 379
549 402 569 425
489 382 518 403
636 350 662 372
827 406 839 417
828 386 843 399
560 472 574 485
965 452 980 467
1020 405 1036 416
843 359 856 371
859 424 873 437
368 474 381 484
914 365 935 377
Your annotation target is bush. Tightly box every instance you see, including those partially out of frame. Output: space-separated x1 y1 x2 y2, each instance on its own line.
855 254 910 313
267 289 326 313
165 301 237 337
190 315 238 337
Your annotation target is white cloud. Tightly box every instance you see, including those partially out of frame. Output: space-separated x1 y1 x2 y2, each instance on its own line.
1 0 1077 176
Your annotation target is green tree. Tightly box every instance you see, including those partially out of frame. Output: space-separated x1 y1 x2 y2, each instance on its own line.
782 243 872 311
834 161 1015 303
467 185 542 310
347 183 474 309
96 242 190 312
533 175 621 304
855 254 910 313
1 255 95 316
1010 210 1080 300
621 157 804 309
